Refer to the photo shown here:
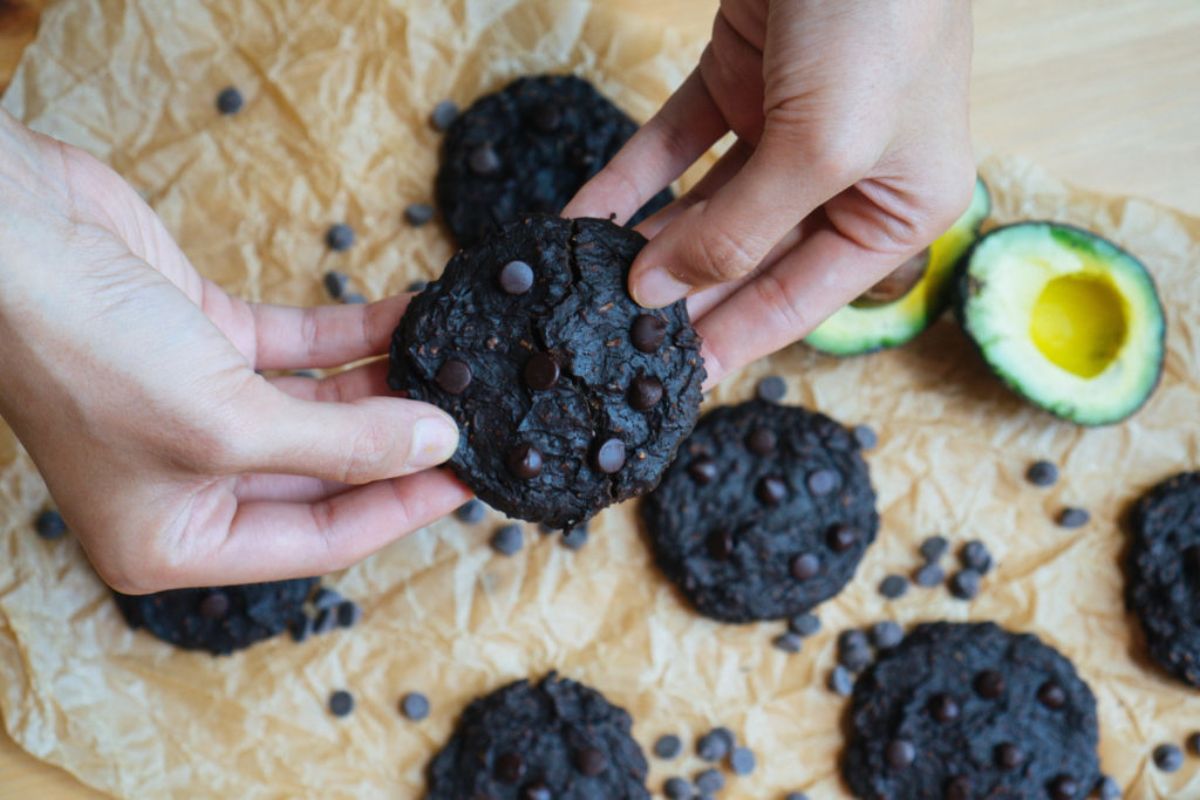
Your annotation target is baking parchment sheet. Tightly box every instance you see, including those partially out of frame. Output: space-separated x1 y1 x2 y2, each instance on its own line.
2 0 1200 797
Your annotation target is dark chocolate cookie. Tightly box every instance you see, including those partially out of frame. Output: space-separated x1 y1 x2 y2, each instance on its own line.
436 74 674 249
843 622 1102 800
388 214 705 528
426 673 650 799
1126 471 1200 687
112 578 317 656
640 400 878 622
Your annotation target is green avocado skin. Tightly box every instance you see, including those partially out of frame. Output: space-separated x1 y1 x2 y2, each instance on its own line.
952 221 1166 426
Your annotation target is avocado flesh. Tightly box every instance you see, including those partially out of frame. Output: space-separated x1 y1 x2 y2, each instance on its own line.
805 176 991 356
957 222 1164 425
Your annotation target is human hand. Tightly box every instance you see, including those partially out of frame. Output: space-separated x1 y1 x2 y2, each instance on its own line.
565 0 975 385
0 110 466 593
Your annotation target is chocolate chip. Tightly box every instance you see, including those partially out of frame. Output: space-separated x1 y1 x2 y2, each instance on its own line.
498 260 534 294
1153 743 1183 772
429 99 459 131
870 620 903 650
199 591 230 620
974 669 1005 699
592 437 626 474
399 691 430 721
532 104 562 133
323 270 349 299
561 524 588 550
772 632 803 654
404 203 435 227
436 359 472 395
328 690 354 717
406 279 428 293
631 314 667 352
789 552 820 580
335 600 361 628
289 614 313 643
1188 731 1200 755
34 509 67 540
314 607 338 634
729 747 756 775
828 665 854 696
574 747 606 776
928 693 960 723
696 730 729 762
292 370 317 378
807 469 839 496
342 292 367 304
756 476 787 506
628 374 664 410
1038 681 1066 709
313 587 343 610
879 574 908 599
521 782 551 800
827 524 859 552
1057 507 1090 528
325 223 355 252
944 776 970 800
468 142 501 175
852 423 878 450
216 86 243 115
949 568 981 600
490 524 523 556
914 562 945 588
523 353 560 391
746 427 777 455
755 375 786 403
784 794 811 800
788 613 820 637
1050 775 1079 799
495 752 525 783
885 739 915 768
663 777 693 800
688 458 718 485
1026 459 1059 487
707 529 734 561
694 768 724 794
507 444 543 480
653 734 682 760
838 630 872 672
960 540 993 573
455 499 485 523
919 535 949 563
1096 775 1121 800
994 742 1022 770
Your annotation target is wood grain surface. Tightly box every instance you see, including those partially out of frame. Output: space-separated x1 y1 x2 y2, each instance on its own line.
1 0 1198 797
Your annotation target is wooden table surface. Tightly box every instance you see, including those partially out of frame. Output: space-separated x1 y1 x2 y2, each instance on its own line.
2 0 1198 797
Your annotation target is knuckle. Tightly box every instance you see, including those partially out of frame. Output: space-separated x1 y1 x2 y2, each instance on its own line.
340 409 396 483
689 224 760 283
753 271 813 340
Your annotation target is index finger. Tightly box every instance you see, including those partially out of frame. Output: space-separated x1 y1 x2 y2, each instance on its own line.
252 293 412 371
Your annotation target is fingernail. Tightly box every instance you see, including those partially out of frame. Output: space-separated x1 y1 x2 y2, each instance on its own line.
633 266 691 308
409 415 459 469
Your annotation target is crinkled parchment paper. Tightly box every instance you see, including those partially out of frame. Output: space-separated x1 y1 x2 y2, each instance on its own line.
3 1 1200 797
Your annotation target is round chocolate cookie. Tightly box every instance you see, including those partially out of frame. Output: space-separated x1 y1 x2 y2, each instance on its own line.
426 673 650 799
640 400 878 622
436 74 674 249
389 214 705 528
112 578 317 656
843 622 1101 800
1126 471 1200 687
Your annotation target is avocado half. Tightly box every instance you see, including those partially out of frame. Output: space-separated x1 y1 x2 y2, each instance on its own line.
955 222 1165 425
805 177 991 356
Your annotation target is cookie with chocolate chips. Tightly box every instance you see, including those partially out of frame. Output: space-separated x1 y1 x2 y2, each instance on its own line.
389 214 705 528
843 622 1102 800
640 400 878 622
435 74 674 249
426 673 650 799
1126 471 1200 687
112 578 317 656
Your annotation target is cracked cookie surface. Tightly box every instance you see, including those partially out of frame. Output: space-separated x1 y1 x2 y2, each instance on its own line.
388 214 704 528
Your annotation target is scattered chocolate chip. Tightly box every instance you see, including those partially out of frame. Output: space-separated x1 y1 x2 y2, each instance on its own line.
507 444 543 480
399 692 430 721
216 86 243 115
342 292 367 304
574 747 606 776
328 690 354 717
755 375 787 403
289 614 313 643
827 524 859 552
784 794 811 800
928 693 960 723
455 499 485 524
788 613 820 637
870 620 903 650
789 552 820 580
838 630 872 672
746 427 777 455
1050 775 1079 799
429 99 459 131
592 437 626 474
521 782 551 800
323 270 349 299
944 775 971 800
879 574 909 599
707 529 734 561
756 476 787 506
325 223 355 252
313 586 343 610
435 359 472 395
314 607 338 634
960 540 993 574
406 279 428 293
772 632 803 654
688 457 718 485
828 665 854 696
653 734 682 760
628 374 664 410
631 314 668 353
523 353 560 391
885 739 915 768
494 752 526 783
531 104 562 133
1153 743 1183 772
1037 681 1066 709
335 600 360 628
561 524 588 550
807 469 839 496
729 746 756 775
1026 459 1059 487
490 524 523 556
1188 731 1200 755
974 669 1005 699
498 259 534 294
34 509 67 540
468 142 501 175
994 742 1022 770
919 535 949 563
663 777 693 800
1096 775 1121 800
696 730 731 762
1057 507 1090 528
914 562 945 588
292 369 317 378
404 203 435 227
852 424 878 450
695 768 725 794
949 568 981 600
198 591 230 620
